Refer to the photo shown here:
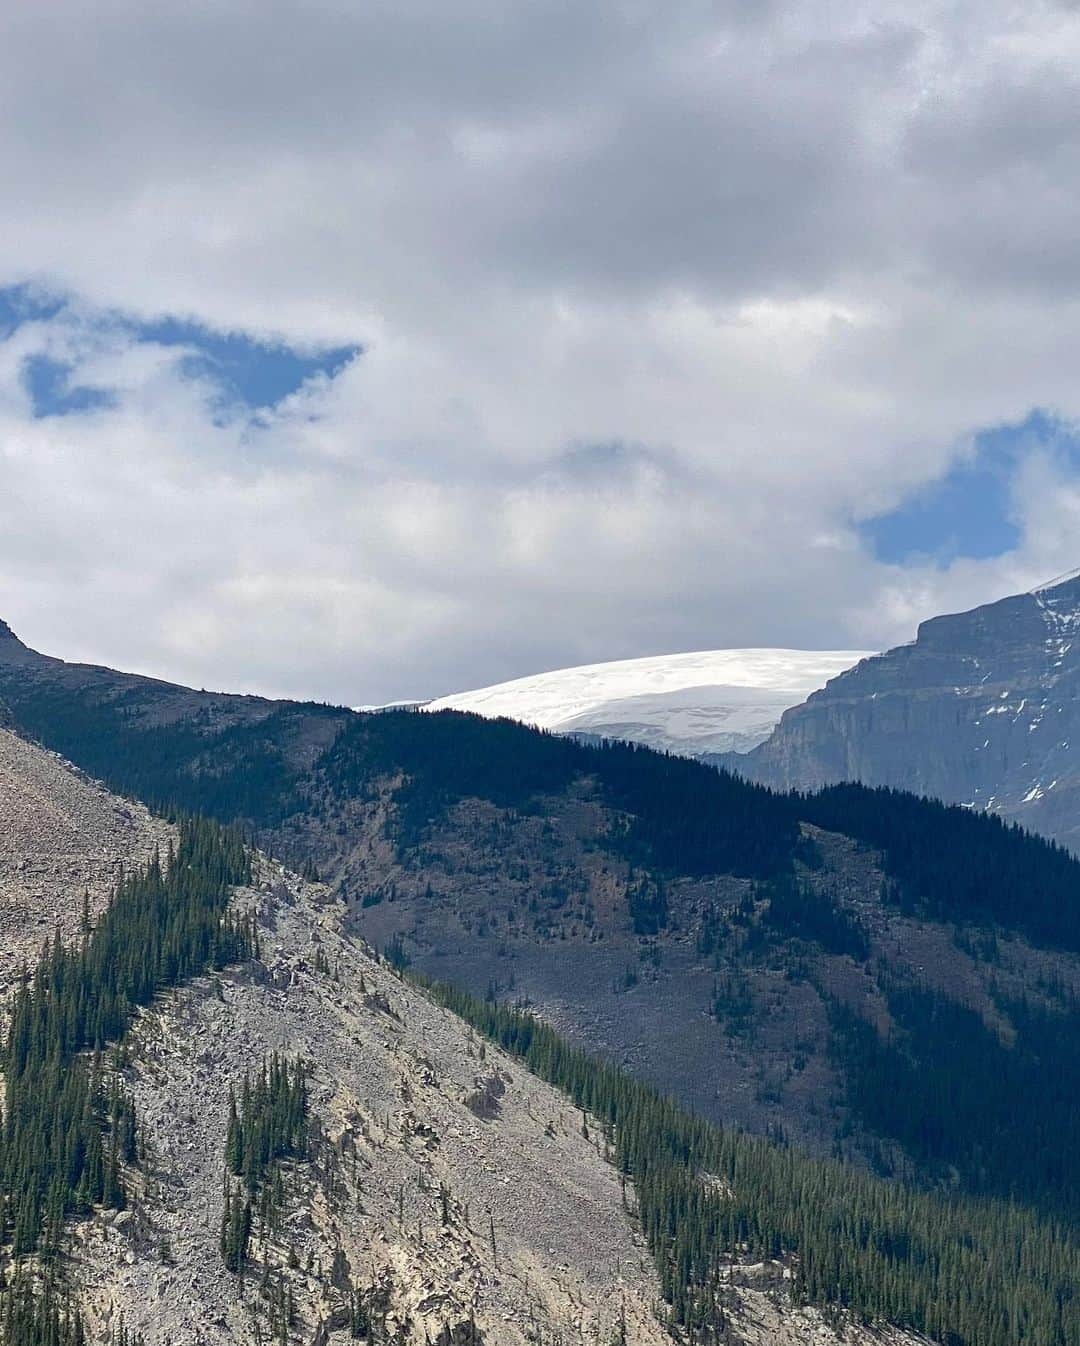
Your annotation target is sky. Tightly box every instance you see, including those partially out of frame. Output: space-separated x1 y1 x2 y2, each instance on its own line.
3 2 1080 705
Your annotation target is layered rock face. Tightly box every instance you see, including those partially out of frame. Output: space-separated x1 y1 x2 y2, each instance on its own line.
729 572 1080 850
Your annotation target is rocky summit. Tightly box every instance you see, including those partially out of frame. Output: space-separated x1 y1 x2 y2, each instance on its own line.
726 570 1080 851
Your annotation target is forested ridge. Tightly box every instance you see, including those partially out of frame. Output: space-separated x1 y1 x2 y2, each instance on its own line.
319 710 799 878
2 656 1080 1341
418 974 1079 1346
3 669 1078 954
0 819 253 1345
800 783 1080 951
0 682 330 827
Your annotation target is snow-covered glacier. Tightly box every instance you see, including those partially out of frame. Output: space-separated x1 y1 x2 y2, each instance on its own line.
425 648 872 756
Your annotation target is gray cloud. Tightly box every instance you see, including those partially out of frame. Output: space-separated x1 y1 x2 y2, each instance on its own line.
2 2 1080 702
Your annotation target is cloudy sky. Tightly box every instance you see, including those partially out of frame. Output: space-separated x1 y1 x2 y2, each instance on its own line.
4 1 1080 704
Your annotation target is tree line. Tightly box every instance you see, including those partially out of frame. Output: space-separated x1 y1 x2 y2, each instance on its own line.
416 972 1079 1346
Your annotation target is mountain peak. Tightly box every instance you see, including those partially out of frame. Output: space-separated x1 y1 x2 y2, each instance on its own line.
1032 565 1080 595
0 617 32 653
737 576 1080 851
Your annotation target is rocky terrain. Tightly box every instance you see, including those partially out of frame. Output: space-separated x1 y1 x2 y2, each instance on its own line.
77 858 669 1346
0 721 934 1346
333 791 1080 1165
725 571 1080 851
0 721 171 990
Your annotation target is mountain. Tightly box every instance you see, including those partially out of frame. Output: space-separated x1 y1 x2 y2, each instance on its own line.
2 709 1036 1346
2 614 1079 1251
426 648 871 755
727 570 1080 851
0 722 672 1344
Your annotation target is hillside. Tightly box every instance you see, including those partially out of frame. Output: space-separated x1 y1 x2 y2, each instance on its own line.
0 719 979 1346
726 571 1080 852
1 619 1079 1230
313 719 1080 1217
0 725 661 1344
0 722 171 989
0 618 350 822
426 648 870 756
3 725 1076 1346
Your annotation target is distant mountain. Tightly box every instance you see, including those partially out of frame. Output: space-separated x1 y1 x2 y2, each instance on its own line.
727 570 1080 851
427 647 871 755
4 672 1050 1346
3 613 1080 1255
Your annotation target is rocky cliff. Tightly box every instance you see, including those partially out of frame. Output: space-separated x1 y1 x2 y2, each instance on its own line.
726 571 1080 850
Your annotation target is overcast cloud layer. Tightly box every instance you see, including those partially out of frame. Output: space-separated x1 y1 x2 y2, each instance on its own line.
4 0 1080 703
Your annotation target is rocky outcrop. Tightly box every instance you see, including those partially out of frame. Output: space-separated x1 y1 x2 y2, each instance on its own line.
726 572 1080 851
0 725 172 990
76 858 671 1346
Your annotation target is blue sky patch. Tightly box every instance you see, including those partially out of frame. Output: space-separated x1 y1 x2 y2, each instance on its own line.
23 355 116 418
0 284 65 338
1 283 359 418
859 410 1073 566
130 316 358 410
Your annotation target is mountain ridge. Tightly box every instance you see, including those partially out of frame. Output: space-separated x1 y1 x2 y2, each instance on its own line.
726 570 1080 850
0 716 996 1346
1 616 1078 1238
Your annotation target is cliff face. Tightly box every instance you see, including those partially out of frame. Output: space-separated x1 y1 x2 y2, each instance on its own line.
727 573 1080 850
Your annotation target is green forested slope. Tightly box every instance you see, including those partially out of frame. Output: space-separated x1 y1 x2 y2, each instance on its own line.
2 635 1079 1244
420 974 1079 1346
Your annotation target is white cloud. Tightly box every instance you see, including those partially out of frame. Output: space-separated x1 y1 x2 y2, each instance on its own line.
2 1 1080 701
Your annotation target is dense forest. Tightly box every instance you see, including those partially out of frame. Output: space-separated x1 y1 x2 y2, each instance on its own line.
830 981 1080 1215
4 668 1079 953
418 973 1079 1346
801 783 1080 950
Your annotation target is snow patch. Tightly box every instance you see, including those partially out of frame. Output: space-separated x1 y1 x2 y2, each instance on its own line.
425 648 872 756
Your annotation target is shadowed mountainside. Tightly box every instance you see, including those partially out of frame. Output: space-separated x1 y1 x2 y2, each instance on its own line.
2 616 1079 1229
